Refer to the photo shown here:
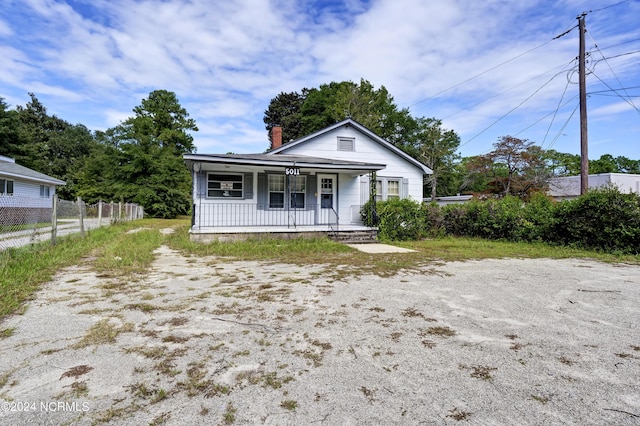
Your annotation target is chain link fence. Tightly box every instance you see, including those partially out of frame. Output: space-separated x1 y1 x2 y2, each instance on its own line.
0 195 144 252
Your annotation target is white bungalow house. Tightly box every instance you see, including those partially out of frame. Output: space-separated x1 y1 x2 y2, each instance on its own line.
548 173 640 200
183 119 432 242
0 155 66 224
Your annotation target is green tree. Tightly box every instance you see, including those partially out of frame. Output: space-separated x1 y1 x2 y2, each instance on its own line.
399 117 461 199
264 79 414 148
105 90 198 218
590 154 618 174
0 97 23 161
546 150 581 176
263 90 307 146
465 136 551 198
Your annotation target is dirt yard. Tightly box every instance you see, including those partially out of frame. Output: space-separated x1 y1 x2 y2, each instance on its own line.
1 238 639 425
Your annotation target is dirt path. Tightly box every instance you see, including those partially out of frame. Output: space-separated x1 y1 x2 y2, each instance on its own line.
1 244 639 425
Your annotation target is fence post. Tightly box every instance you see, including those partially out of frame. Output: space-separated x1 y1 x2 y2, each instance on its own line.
119 202 123 222
77 196 85 237
110 201 114 223
51 195 58 246
98 200 103 227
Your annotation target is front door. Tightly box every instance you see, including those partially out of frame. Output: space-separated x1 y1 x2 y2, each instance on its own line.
318 174 337 224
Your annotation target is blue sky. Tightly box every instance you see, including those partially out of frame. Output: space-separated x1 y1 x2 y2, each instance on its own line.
1 0 639 159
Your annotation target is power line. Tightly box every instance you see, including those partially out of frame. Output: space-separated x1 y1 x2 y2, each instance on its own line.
441 58 578 122
407 32 569 109
459 71 566 148
587 31 640 114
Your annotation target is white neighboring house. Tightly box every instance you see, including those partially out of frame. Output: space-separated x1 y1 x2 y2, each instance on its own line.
183 119 432 242
0 155 66 224
548 173 640 200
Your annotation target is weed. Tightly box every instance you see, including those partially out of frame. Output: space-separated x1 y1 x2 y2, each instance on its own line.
125 303 157 312
0 328 14 339
162 335 189 343
446 407 471 421
615 353 632 358
531 394 550 404
505 334 519 340
124 345 166 359
220 275 239 284
558 356 575 365
401 307 425 318
369 307 385 312
390 332 403 342
421 340 436 348
280 399 298 411
311 340 332 350
73 319 132 348
631 345 640 351
149 411 171 425
60 365 94 380
424 326 456 337
223 402 237 424
160 316 189 327
461 364 497 380
360 386 375 402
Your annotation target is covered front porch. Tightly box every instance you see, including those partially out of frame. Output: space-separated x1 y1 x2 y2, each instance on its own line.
184 153 384 242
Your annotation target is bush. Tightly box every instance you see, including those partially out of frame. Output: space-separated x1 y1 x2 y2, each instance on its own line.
550 187 640 254
375 198 426 241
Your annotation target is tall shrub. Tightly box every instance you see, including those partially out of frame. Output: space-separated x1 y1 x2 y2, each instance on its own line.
550 187 640 254
375 198 426 241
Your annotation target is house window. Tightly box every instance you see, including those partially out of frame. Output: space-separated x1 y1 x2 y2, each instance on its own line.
268 175 285 208
387 180 400 200
207 173 243 198
337 137 355 151
375 178 401 201
268 175 306 209
40 185 50 198
289 175 306 209
0 179 14 196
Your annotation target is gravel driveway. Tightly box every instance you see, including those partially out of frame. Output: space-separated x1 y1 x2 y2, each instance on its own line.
1 243 639 425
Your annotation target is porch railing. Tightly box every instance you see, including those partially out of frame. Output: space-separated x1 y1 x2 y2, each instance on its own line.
194 203 340 229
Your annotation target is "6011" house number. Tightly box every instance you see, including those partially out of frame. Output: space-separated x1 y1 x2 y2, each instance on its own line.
285 167 300 175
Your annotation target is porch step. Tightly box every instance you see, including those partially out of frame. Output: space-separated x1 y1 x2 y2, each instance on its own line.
329 230 378 243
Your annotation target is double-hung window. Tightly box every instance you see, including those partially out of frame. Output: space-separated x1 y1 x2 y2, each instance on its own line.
268 175 306 209
289 176 306 209
375 178 401 201
0 179 14 196
40 185 50 198
268 175 285 208
207 173 243 198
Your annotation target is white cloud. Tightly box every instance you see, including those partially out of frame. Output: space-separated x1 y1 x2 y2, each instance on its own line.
1 0 638 159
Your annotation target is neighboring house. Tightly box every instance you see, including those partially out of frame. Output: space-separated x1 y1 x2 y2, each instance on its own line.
183 119 432 242
548 173 640 200
0 155 66 224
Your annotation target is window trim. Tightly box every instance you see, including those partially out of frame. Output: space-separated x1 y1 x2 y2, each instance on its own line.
267 174 307 210
206 172 244 199
40 184 50 198
375 177 402 201
0 178 14 196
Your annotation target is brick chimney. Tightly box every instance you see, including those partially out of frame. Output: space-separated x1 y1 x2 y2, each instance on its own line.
271 126 283 150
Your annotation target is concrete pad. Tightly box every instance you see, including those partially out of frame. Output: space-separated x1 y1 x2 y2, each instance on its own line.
346 243 417 253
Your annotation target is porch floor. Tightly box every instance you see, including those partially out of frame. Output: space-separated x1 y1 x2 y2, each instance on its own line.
189 225 376 243
190 224 373 234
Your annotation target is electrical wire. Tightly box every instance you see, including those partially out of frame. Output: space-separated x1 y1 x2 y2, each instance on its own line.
587 31 640 115
459 71 568 148
407 28 575 110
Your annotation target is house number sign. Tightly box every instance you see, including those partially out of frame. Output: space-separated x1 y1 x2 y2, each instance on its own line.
285 167 300 175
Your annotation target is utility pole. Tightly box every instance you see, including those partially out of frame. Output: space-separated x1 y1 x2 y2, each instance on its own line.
578 12 589 195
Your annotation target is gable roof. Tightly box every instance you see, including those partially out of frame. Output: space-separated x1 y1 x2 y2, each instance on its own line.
268 118 432 174
0 157 66 185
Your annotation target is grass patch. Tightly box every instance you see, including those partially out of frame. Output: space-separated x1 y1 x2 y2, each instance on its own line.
72 319 133 348
0 218 182 319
